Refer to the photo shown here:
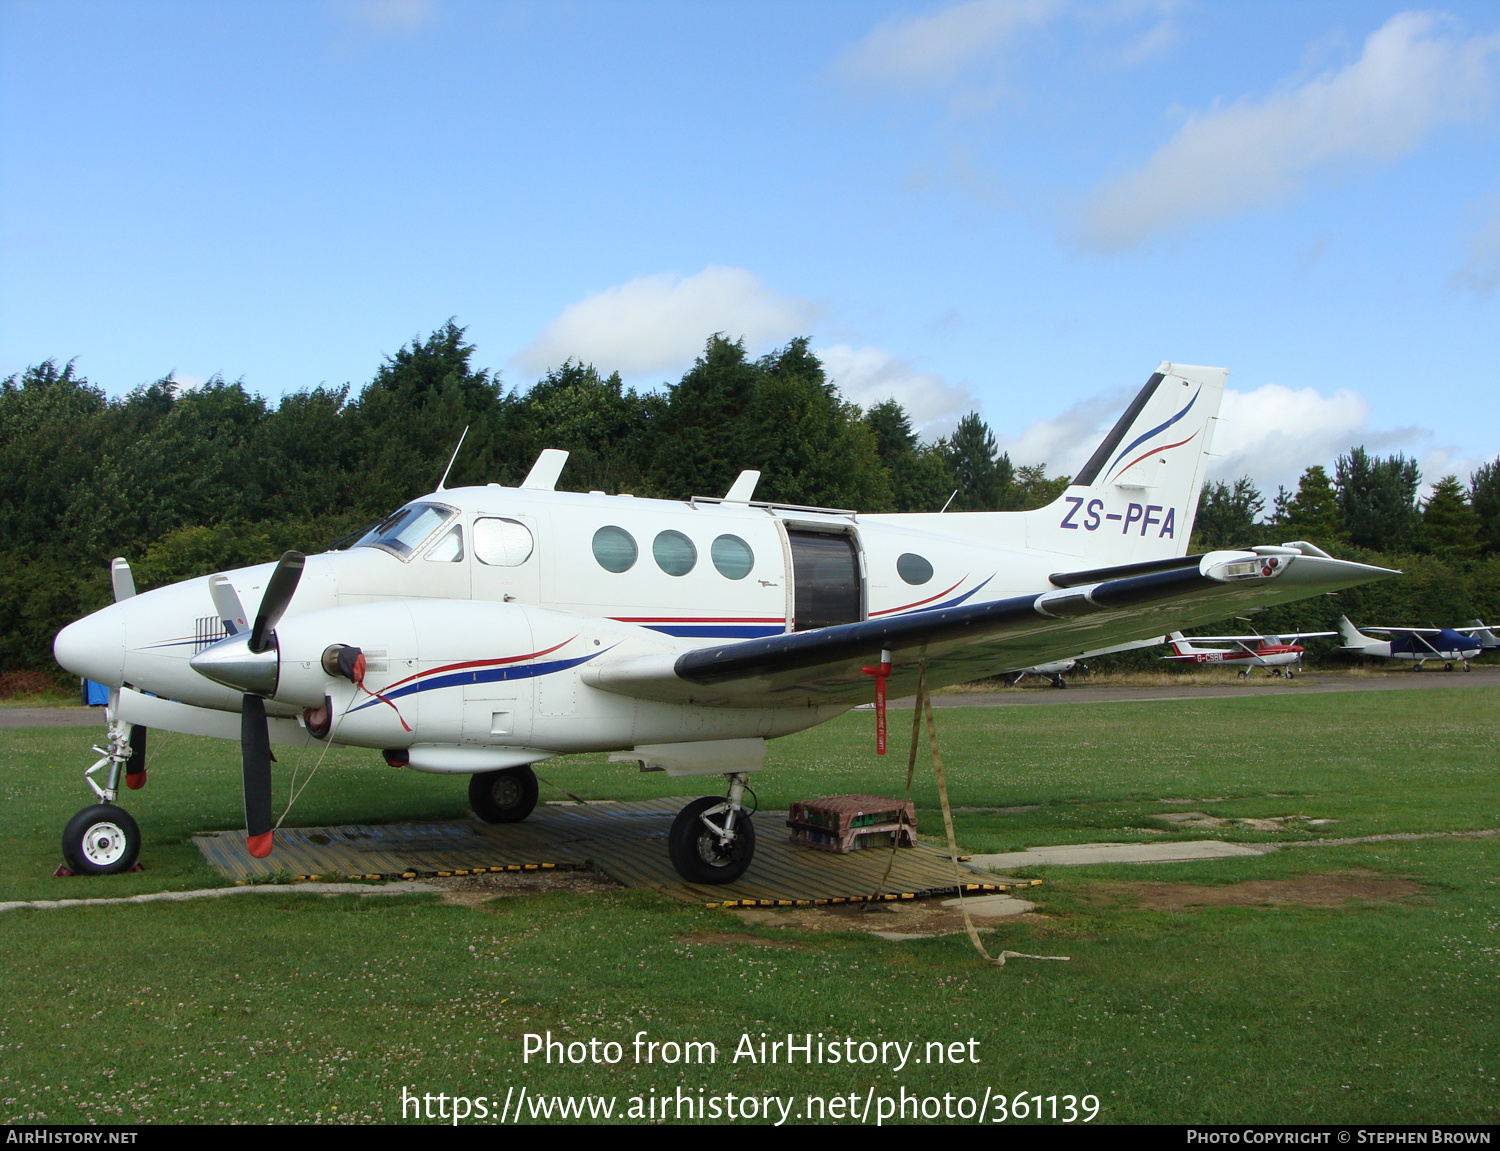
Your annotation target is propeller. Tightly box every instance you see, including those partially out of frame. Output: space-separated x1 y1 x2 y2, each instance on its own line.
191 552 305 859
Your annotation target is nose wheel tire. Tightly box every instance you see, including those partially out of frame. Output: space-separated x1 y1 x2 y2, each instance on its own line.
669 796 756 885
469 766 540 824
62 804 141 875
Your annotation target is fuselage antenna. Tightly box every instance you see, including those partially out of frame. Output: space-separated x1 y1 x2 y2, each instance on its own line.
436 426 470 492
939 489 959 513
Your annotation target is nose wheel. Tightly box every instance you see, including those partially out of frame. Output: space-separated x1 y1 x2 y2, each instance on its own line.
668 772 756 885
60 713 145 875
62 804 141 875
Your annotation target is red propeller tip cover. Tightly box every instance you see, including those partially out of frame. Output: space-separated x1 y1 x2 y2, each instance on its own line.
246 831 274 858
125 771 146 790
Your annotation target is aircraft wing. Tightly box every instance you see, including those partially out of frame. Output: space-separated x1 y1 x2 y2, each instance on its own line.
1182 630 1338 643
1356 626 1442 635
583 551 1396 709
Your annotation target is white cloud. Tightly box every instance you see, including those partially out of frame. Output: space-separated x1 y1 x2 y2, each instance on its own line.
1451 192 1500 297
995 388 1134 475
836 0 1063 87
1082 12 1500 250
1211 383 1387 491
817 344 979 434
513 267 822 380
335 0 436 34
998 380 1434 494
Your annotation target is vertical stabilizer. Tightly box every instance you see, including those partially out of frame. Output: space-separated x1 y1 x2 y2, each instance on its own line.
1338 616 1370 648
1023 362 1226 564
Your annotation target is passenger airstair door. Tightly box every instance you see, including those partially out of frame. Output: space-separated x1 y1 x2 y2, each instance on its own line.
787 530 862 631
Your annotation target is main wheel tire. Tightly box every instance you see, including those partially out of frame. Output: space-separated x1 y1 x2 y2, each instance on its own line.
668 796 756 885
469 766 539 824
62 804 141 875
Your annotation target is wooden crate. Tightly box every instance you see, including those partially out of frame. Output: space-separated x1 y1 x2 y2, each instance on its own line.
786 794 917 854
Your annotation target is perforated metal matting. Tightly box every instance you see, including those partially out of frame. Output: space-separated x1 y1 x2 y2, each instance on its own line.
193 797 1035 906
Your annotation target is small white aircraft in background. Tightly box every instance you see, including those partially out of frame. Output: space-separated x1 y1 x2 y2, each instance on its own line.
1007 636 1163 688
1458 620 1500 651
1337 617 1482 672
53 362 1394 883
1162 628 1336 678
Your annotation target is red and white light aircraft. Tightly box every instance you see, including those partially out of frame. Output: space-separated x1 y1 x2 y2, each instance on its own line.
1161 628 1335 678
52 363 1394 883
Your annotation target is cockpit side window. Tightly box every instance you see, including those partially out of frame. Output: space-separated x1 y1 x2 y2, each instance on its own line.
354 502 457 561
424 525 464 562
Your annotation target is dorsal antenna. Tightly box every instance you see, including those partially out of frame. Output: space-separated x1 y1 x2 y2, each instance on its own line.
436 426 470 491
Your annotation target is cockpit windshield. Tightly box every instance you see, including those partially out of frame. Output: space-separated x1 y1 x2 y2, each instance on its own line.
354 502 457 560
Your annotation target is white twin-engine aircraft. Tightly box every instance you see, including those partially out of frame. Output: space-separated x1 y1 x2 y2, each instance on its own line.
53 363 1394 883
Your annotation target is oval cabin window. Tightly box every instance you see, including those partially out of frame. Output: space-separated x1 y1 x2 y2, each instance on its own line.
896 553 933 585
653 530 697 576
474 518 534 567
711 534 754 580
592 525 638 573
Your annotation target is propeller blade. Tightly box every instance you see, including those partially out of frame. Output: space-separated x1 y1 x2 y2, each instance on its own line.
241 695 274 858
208 575 249 637
110 558 136 602
248 551 305 654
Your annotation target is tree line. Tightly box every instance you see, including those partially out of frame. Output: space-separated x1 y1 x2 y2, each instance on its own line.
3 321 1496 678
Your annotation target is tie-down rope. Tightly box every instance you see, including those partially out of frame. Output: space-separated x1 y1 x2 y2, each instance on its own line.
872 659 1069 969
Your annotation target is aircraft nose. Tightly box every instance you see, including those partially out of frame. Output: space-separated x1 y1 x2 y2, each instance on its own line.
53 605 126 686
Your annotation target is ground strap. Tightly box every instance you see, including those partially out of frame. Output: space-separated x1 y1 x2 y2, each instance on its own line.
917 660 1070 969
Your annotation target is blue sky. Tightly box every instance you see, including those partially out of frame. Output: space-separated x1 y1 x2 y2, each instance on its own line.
3 0 1498 493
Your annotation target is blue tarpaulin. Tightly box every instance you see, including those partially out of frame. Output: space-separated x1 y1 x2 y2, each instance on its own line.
82 679 109 706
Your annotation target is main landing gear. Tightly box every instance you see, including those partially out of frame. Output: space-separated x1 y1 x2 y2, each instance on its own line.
469 765 540 824
668 772 756 885
61 716 146 875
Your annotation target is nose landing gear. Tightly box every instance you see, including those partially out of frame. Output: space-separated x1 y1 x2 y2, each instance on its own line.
668 772 756 884
61 716 145 875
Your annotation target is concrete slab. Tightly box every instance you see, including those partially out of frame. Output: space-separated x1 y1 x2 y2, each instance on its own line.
940 894 1035 917
969 840 1269 870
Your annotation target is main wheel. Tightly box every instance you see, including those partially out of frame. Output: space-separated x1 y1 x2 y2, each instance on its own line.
668 796 756 885
469 766 539 824
62 804 141 875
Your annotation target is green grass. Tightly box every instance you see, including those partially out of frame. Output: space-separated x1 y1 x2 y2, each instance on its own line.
1 688 1496 1124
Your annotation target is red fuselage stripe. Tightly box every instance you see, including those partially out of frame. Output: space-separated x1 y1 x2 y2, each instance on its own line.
869 577 967 618
380 636 576 691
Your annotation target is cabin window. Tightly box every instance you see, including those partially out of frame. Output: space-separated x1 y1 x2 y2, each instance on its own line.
425 526 465 563
474 518 533 567
354 502 456 560
653 530 697 576
592 525 638 573
711 534 754 580
897 553 933 585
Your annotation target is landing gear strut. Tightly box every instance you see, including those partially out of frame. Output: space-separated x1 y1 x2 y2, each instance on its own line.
61 709 144 875
668 772 756 884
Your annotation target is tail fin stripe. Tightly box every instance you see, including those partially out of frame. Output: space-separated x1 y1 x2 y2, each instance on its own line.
1113 428 1200 482
1106 387 1201 480
1072 373 1164 486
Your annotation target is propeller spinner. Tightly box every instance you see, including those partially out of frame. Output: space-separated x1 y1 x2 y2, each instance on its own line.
189 552 305 859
